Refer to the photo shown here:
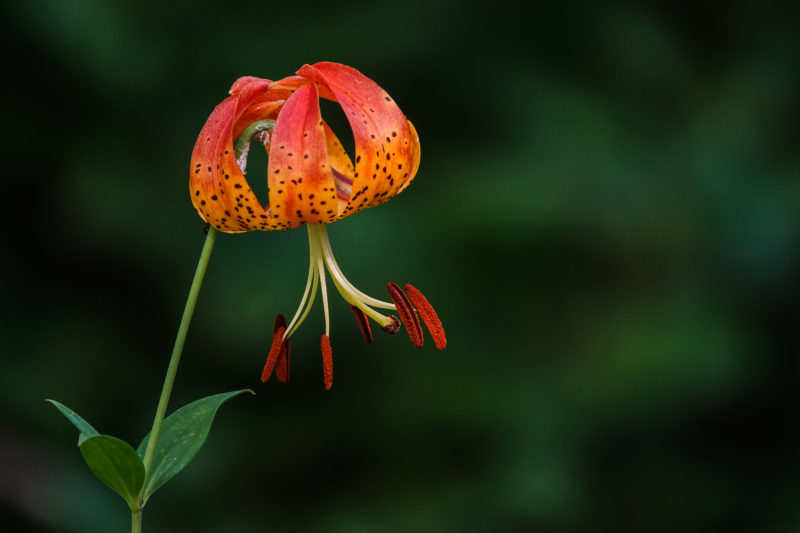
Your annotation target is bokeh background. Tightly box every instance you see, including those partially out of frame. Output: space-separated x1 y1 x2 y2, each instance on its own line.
2 1 800 531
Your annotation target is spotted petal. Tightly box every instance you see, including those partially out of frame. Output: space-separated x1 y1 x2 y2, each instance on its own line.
190 78 283 233
398 119 421 193
322 121 355 212
296 62 416 219
266 83 339 228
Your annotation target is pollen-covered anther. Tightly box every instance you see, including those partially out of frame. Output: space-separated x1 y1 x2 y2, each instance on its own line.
321 334 333 390
404 284 446 350
387 282 423 348
261 314 287 383
350 305 373 343
275 339 291 383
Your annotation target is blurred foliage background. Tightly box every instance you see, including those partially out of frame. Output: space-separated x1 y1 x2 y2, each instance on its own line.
2 1 800 531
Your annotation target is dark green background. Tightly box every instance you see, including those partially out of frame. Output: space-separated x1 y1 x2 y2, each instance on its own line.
3 1 799 531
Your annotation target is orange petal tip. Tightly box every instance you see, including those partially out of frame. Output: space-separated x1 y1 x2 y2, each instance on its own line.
229 76 266 95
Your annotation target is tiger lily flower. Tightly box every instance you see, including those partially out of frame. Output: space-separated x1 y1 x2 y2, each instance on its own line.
190 62 446 389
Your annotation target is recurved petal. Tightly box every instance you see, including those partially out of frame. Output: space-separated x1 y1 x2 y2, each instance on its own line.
270 75 337 101
231 96 284 141
296 62 415 218
266 83 339 229
397 120 421 193
267 75 309 92
191 78 278 233
229 76 268 95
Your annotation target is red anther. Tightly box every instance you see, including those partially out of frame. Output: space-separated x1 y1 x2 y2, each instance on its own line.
404 284 447 350
350 305 373 343
387 282 423 348
321 334 333 390
261 314 286 383
276 339 291 383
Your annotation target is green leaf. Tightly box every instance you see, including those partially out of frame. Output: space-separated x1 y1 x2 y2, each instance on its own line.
79 435 145 509
137 389 253 500
46 399 100 440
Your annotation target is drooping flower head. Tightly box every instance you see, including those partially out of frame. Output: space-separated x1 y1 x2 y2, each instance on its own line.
190 62 445 389
190 62 421 232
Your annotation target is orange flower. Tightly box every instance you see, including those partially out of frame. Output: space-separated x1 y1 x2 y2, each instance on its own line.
190 62 445 389
190 62 420 232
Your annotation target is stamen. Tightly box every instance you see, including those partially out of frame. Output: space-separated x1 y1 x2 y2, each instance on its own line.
387 282 423 348
261 314 287 382
350 305 373 343
285 227 322 338
321 334 333 390
285 269 319 339
276 339 291 383
317 253 330 336
308 224 397 331
404 285 447 350
327 271 392 327
315 224 395 310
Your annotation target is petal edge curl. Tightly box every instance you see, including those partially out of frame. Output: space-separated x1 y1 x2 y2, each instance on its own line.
190 79 277 233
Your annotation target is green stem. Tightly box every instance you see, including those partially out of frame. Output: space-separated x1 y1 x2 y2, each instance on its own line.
139 227 218 494
130 116 262 530
131 508 142 533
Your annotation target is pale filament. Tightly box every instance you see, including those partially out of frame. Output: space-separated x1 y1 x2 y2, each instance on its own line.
283 224 397 339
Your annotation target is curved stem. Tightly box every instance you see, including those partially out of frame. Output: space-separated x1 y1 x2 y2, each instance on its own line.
139 227 218 498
